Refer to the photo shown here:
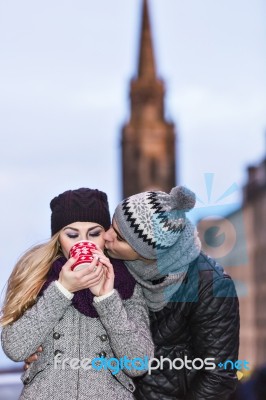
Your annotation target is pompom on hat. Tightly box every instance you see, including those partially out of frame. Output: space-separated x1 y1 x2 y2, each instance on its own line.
169 186 196 211
50 188 111 236
113 186 196 259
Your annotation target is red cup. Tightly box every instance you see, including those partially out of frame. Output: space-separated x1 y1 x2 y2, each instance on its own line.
69 240 97 271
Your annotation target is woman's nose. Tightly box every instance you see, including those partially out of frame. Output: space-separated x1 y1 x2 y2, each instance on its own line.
80 234 88 241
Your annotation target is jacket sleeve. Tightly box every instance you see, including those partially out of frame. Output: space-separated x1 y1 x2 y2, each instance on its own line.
184 274 240 400
93 284 154 377
1 282 71 362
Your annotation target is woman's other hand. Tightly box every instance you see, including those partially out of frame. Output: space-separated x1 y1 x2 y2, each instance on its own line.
89 250 115 297
58 256 104 293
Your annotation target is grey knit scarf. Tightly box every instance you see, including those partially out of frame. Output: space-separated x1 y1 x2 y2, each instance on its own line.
125 221 201 312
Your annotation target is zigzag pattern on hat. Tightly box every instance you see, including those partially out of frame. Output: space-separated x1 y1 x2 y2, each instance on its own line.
122 192 185 250
149 192 186 233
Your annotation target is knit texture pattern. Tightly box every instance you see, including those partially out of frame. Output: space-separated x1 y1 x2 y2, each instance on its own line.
114 186 196 259
50 188 111 235
1 283 154 400
125 220 201 311
40 257 136 317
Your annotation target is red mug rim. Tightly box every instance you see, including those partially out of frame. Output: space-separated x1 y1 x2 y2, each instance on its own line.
69 240 97 258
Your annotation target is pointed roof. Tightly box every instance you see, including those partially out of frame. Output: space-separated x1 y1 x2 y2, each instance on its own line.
137 0 156 80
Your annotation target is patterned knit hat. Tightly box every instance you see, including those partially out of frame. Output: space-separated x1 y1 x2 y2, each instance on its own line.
114 186 196 259
50 188 111 236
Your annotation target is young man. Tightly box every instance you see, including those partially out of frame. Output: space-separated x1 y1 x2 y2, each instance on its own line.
103 185 239 400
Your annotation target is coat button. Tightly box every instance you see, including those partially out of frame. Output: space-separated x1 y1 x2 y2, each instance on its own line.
54 349 63 356
24 377 30 385
98 351 107 358
100 334 107 342
53 332 60 340
128 384 134 391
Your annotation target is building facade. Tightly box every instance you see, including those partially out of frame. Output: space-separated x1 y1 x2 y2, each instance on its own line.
197 157 266 370
240 158 266 368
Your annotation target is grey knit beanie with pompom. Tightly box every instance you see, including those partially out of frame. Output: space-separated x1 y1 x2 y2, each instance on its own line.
114 186 196 259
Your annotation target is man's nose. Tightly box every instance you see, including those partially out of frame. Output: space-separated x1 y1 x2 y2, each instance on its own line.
104 227 114 240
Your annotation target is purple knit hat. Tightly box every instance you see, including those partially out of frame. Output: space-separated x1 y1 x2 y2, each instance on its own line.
50 188 111 236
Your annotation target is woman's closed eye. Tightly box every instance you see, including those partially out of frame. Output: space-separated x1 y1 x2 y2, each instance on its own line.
88 228 104 238
67 233 79 238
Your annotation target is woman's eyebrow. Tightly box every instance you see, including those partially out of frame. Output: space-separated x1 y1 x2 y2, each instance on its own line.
87 225 103 231
63 226 79 232
63 225 102 232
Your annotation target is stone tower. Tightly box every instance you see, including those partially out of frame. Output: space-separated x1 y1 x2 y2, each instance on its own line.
121 0 177 198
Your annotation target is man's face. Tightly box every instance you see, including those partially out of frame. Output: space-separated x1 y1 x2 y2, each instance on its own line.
103 220 140 261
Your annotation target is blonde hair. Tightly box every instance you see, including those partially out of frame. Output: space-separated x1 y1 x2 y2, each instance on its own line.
0 233 61 326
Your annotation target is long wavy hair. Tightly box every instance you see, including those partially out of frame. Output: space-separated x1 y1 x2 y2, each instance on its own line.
0 233 61 326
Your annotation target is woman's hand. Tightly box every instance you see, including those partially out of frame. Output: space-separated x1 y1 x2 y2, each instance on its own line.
58 255 104 293
89 248 115 297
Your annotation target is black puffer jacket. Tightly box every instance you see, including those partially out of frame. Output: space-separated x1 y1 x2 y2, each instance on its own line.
134 252 239 400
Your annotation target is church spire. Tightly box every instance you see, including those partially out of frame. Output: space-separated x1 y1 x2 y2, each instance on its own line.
137 0 156 80
121 0 177 198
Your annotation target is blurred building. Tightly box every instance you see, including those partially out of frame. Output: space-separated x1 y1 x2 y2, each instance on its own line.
121 0 177 198
197 155 266 370
240 156 266 367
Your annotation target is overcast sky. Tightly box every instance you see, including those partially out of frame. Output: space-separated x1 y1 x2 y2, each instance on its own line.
1 0 266 367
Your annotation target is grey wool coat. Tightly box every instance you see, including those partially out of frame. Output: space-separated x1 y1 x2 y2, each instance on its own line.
1 282 154 400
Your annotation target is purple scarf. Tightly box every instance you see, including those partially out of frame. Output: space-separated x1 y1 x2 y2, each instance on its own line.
40 257 136 318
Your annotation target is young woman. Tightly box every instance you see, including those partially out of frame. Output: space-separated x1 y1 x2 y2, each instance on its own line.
1 188 154 400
